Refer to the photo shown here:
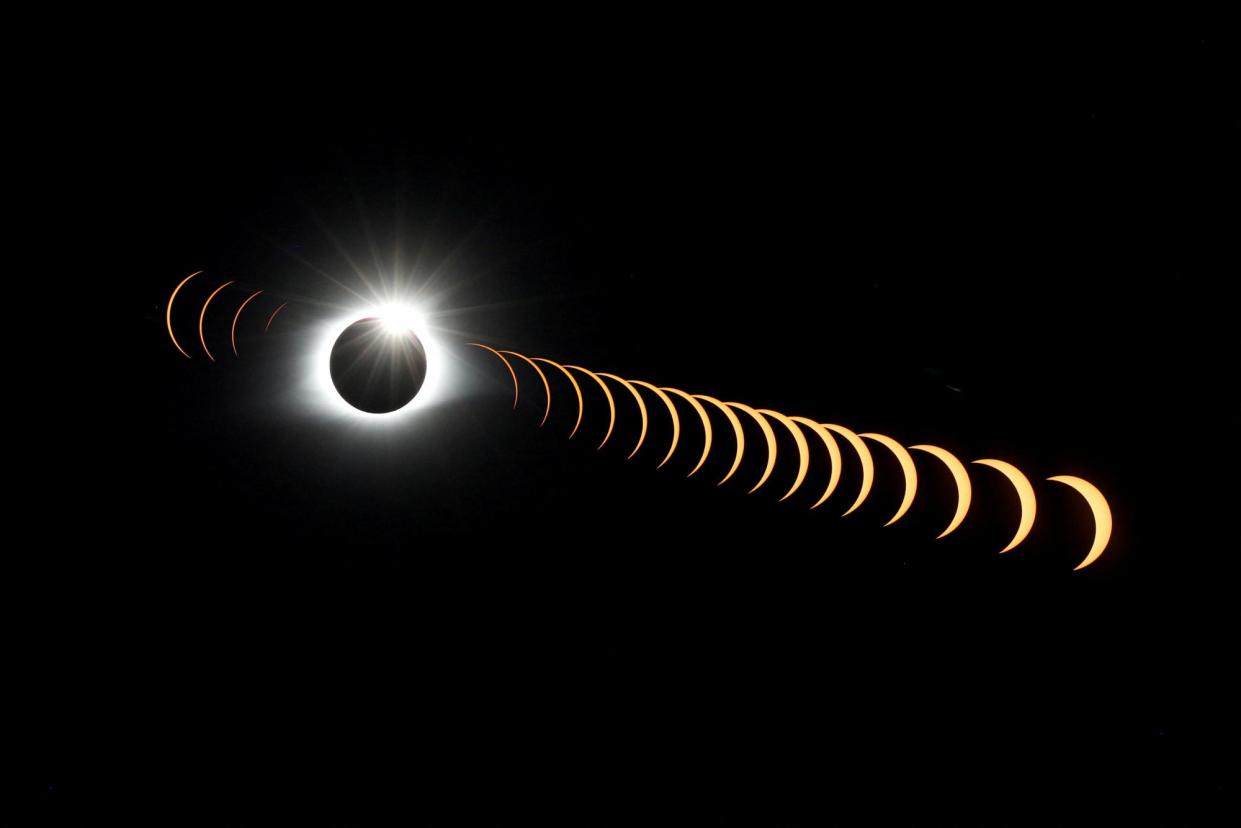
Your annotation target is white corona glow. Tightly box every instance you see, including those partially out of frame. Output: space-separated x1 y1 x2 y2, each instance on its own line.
307 301 449 423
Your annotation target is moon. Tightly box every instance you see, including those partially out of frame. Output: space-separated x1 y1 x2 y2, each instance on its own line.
909 444 972 538
470 344 519 408
329 317 428 414
1048 475 1113 570
630 381 681 468
859 433 918 526
821 424 875 516
230 290 263 357
198 280 235 362
533 357 584 438
166 270 202 359
789 417 842 510
972 459 1037 553
758 409 810 502
566 365 617 450
694 394 746 486
726 402 778 494
502 350 552 427
661 387 712 477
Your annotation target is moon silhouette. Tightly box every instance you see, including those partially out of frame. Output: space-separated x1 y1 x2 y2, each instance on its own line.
860 433 918 526
909 444 972 538
972 459 1037 553
329 317 428 414
789 417 842 510
1048 475 1113 570
166 270 202 359
661 387 712 477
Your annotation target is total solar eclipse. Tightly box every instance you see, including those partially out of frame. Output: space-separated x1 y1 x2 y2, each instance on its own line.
329 317 428 413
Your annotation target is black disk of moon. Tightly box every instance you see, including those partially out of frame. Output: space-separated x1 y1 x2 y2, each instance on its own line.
329 318 428 413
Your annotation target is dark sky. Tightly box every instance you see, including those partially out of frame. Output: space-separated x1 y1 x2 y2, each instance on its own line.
24 28 1239 822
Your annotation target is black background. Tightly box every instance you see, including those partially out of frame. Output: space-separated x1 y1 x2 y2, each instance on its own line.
23 25 1239 823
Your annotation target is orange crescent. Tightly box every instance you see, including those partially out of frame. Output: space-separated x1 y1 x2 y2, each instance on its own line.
501 350 552 427
469 343 520 408
597 372 649 460
972 458 1037 553
565 365 616 450
630 380 681 468
859 432 919 526
789 416 843 510
910 444 972 538
822 423 875 516
661 387 712 477
166 270 202 359
758 409 811 502
264 301 288 333
532 357 584 438
229 290 264 357
694 394 746 486
1047 475 1112 571
726 402 778 495
198 280 235 362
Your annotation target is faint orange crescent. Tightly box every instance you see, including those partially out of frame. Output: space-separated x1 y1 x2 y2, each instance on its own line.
694 394 746 486
860 432 918 526
909 444 972 538
758 409 810 502
661 387 712 477
166 270 202 359
726 402 778 495
469 343 519 408
821 424 875 516
789 417 843 510
198 280 235 362
265 302 288 333
229 290 264 357
565 365 616 450
501 351 552 427
972 458 1037 553
630 380 681 468
1047 475 1112 571
532 357 583 438
597 372 649 460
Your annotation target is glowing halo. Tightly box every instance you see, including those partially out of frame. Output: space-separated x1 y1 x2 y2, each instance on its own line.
501 350 552 427
859 433 918 526
726 402 778 495
565 365 616 450
230 290 264 357
661 387 712 477
198 280 235 362
166 270 201 359
758 409 810 502
532 357 584 438
822 423 875 516
470 343 519 408
598 372 649 460
972 459 1037 553
1047 475 1113 571
789 416 842 510
909 445 973 538
630 380 681 468
694 394 746 486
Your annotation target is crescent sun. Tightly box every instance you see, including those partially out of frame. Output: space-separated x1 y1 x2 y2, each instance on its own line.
821 423 875 516
789 416 843 510
972 458 1037 553
166 270 202 359
565 365 616 450
501 350 552 427
630 380 681 469
532 357 584 438
469 343 520 408
859 432 918 526
198 280 236 362
694 394 746 486
661 387 712 477
597 372 648 459
726 402 779 495
758 409 810 502
1047 475 1112 571
909 444 972 538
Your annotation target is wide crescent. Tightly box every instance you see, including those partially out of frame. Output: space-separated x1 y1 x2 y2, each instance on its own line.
822 423 875 516
661 387 712 477
972 458 1037 553
909 444 972 538
630 380 681 468
758 409 810 502
1047 475 1112 571
859 432 918 526
166 270 202 359
789 416 843 510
